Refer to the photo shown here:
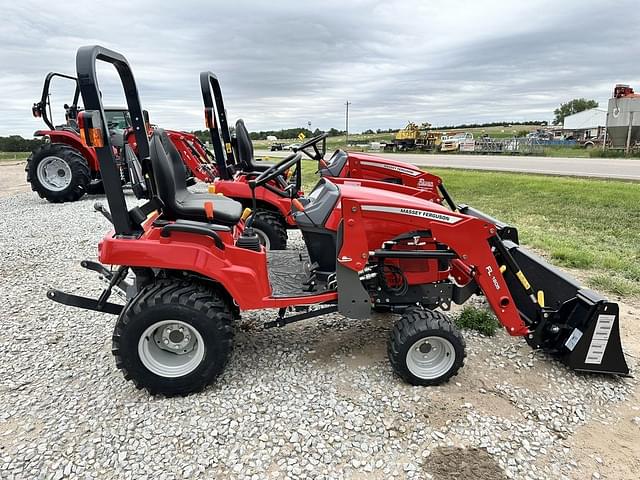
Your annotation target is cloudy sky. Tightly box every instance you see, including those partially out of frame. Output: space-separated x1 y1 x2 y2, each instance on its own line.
1 0 639 137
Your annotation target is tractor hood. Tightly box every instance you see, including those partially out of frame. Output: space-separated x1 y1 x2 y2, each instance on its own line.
337 181 458 218
348 152 422 173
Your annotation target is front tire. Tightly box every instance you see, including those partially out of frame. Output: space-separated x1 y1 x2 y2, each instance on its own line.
112 280 233 396
388 308 465 386
252 209 288 250
26 143 90 203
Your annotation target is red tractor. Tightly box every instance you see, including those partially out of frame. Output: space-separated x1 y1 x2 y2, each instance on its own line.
27 72 217 203
200 72 449 249
48 46 629 396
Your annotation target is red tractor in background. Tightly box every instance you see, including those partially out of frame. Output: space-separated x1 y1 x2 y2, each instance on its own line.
200 72 449 250
27 72 217 203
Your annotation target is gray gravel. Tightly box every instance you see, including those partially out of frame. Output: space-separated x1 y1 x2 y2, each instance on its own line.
0 191 636 480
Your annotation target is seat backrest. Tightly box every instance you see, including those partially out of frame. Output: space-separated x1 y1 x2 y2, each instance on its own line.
150 129 189 214
234 119 255 171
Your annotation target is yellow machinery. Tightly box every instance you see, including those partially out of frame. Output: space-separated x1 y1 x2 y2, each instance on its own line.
388 122 443 151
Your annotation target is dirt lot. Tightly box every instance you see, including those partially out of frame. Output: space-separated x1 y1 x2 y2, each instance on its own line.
0 161 29 198
1 178 638 479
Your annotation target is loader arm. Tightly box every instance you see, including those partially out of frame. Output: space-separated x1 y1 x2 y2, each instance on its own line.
339 198 531 336
339 197 629 376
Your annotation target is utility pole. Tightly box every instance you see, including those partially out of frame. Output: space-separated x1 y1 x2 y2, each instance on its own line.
345 101 351 146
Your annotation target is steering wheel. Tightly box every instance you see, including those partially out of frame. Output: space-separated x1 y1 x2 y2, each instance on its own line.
294 132 329 161
252 152 302 194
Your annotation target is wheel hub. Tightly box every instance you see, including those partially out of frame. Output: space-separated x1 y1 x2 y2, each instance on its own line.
155 323 195 353
406 336 456 380
36 156 72 191
138 320 205 378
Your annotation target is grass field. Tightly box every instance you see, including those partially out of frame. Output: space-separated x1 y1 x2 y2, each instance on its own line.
0 152 28 162
298 161 640 296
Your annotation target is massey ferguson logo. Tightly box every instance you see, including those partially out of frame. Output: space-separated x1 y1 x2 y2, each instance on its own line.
359 160 421 177
361 205 462 224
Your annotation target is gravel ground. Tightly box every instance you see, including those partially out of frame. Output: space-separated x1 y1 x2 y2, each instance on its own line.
0 191 637 480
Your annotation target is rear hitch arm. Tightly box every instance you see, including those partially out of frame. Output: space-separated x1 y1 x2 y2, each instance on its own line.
46 263 128 315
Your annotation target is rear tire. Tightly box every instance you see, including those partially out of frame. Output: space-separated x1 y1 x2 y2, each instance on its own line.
388 308 465 386
112 280 233 396
252 209 288 250
26 143 90 203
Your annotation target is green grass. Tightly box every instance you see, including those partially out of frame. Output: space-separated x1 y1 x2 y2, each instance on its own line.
0 152 28 162
298 161 640 297
430 168 640 296
455 306 500 336
542 146 590 158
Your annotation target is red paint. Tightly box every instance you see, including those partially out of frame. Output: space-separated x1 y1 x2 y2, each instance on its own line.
98 181 529 336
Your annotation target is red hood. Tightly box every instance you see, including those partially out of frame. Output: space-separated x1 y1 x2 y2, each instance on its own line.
337 181 450 213
347 152 421 172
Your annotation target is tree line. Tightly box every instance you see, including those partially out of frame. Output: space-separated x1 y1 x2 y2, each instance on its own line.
0 98 599 151
0 136 44 152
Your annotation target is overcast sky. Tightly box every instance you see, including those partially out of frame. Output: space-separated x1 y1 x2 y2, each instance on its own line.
1 0 639 137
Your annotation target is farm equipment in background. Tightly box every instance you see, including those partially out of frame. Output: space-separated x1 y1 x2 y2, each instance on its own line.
384 122 444 152
48 46 629 397
440 132 474 152
200 72 448 249
27 72 217 203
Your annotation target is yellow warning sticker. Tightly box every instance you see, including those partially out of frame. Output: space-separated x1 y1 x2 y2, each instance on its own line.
516 271 531 290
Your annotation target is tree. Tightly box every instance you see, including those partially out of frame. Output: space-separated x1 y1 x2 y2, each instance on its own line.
553 98 598 125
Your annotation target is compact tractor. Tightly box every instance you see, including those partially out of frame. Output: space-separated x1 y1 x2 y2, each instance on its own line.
200 73 447 249
48 46 629 397
28 72 217 203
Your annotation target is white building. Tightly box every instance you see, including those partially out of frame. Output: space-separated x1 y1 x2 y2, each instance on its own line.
563 108 607 139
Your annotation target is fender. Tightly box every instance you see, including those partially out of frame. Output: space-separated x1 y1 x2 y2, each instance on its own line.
97 227 336 309
35 129 99 172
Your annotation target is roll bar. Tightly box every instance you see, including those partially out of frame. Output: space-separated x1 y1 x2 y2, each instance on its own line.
33 72 80 130
199 71 235 180
75 45 151 237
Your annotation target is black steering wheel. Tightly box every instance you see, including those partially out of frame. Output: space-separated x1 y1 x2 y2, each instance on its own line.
294 132 329 161
252 152 302 195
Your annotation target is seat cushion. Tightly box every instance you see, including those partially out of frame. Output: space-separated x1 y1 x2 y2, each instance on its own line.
174 190 243 225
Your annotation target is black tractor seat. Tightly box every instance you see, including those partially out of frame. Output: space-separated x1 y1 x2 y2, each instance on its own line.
150 129 242 226
234 119 274 173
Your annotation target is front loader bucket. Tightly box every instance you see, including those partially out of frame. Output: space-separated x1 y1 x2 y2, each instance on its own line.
459 204 629 376
502 241 630 376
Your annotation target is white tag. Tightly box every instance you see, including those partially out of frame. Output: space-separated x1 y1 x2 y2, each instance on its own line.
584 314 616 364
564 328 583 351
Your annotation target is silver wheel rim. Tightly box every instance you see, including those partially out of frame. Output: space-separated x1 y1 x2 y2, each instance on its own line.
138 320 205 378
406 336 455 380
36 156 72 191
253 227 271 250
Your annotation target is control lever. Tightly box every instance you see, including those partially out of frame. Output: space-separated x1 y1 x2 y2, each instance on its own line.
94 202 113 224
